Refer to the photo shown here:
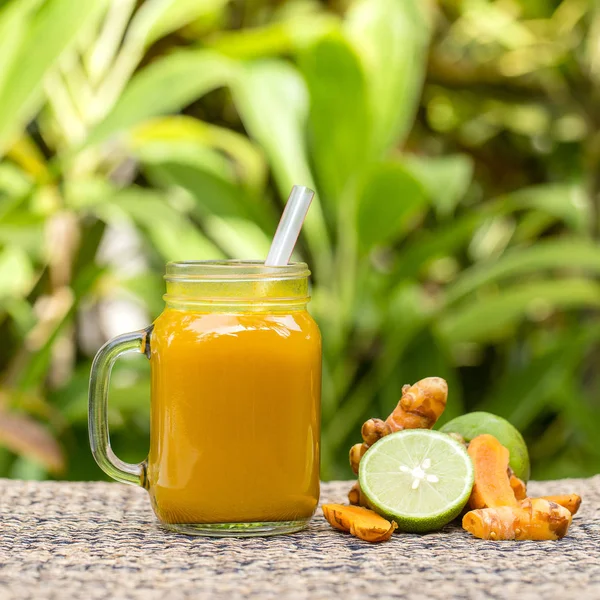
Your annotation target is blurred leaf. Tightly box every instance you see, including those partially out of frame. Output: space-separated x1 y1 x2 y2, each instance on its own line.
380 329 463 425
84 50 236 148
144 159 273 233
0 212 45 259
130 115 268 193
404 154 474 217
0 409 64 474
143 0 230 47
0 163 33 198
6 135 51 184
513 211 557 243
500 184 592 233
232 59 332 275
55 361 150 426
0 0 44 105
10 456 48 480
0 0 105 155
3 297 36 336
325 283 433 445
0 246 34 300
447 238 600 304
299 32 370 204
478 325 600 431
345 0 430 154
16 264 105 391
107 188 223 261
356 161 426 249
204 215 272 259
439 279 600 343
119 273 165 319
142 144 236 183
207 12 338 59
393 211 487 281
232 60 312 200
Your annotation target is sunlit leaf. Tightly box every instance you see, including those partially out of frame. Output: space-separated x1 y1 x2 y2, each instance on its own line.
143 0 230 47
0 0 44 99
6 136 51 184
299 32 370 204
206 11 337 59
0 0 106 155
130 115 268 193
0 164 33 198
345 0 430 154
204 215 272 259
0 246 35 300
84 50 236 148
232 59 332 275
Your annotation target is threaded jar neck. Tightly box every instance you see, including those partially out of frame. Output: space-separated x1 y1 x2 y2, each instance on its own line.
164 260 311 311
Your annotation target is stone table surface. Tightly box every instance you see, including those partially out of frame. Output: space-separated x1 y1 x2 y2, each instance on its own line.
0 477 598 600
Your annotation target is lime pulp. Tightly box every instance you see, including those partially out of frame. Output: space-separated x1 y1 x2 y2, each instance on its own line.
358 430 474 533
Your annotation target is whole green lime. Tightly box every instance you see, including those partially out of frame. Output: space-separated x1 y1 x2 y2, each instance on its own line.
440 412 530 481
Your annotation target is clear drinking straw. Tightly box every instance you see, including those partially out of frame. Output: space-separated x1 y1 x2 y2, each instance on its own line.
265 186 315 266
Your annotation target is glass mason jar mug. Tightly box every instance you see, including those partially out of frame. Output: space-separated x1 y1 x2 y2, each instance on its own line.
88 261 322 536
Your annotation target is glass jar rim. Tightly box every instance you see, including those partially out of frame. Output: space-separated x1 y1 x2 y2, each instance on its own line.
165 260 310 282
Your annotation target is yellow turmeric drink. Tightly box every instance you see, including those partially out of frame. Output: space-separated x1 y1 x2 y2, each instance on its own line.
140 261 322 535
146 308 321 526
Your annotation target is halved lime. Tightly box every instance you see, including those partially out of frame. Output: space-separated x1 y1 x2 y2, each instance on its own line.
439 412 530 481
358 430 474 533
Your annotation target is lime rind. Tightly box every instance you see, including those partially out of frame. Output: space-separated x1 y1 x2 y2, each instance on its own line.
439 412 530 481
358 430 474 532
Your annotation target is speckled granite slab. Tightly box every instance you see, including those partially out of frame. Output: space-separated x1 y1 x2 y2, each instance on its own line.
0 477 598 599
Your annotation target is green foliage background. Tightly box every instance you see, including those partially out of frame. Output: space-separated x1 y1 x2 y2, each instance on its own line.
0 0 599 482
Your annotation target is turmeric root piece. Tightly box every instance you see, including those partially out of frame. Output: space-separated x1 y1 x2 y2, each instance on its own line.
349 378 448 502
348 481 371 508
322 504 398 543
386 377 448 432
534 494 581 516
468 434 519 510
349 443 366 474
361 418 391 446
509 472 527 501
360 378 448 447
352 378 448 468
463 498 572 541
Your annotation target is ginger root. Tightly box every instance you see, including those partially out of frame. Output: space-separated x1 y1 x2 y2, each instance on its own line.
534 494 581 516
322 504 397 543
463 498 572 541
349 377 448 474
468 434 519 510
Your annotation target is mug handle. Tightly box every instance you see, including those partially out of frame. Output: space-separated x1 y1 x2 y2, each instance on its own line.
88 327 151 486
